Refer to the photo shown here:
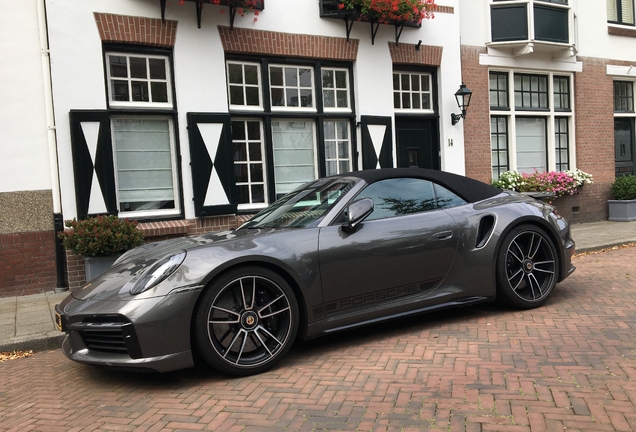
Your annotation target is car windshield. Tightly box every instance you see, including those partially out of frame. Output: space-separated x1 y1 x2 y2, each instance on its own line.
240 178 355 229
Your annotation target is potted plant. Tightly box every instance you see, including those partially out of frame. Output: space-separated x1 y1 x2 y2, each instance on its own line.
58 215 145 280
337 0 436 24
179 0 263 22
608 174 636 221
492 169 593 204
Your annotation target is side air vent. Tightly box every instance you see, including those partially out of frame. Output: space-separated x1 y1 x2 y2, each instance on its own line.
476 215 495 249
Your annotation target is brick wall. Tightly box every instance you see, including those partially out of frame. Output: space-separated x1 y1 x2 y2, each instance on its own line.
94 13 177 47
461 48 617 222
218 27 359 60
460 45 492 184
0 231 57 297
388 42 442 66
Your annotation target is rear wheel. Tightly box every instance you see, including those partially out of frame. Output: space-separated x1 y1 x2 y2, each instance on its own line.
194 267 298 376
496 224 558 309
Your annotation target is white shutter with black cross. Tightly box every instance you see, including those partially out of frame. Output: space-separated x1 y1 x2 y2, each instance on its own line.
187 113 237 217
69 110 118 219
360 116 394 169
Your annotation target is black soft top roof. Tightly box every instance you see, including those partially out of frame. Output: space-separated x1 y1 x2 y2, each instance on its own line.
345 168 502 203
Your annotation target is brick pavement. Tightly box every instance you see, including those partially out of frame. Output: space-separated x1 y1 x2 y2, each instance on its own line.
1 247 635 432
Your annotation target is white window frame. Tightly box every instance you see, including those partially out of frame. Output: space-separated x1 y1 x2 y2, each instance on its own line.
489 69 576 177
226 61 263 111
393 71 434 114
232 119 268 211
323 120 353 176
268 64 317 112
321 67 352 113
105 52 173 109
110 115 181 219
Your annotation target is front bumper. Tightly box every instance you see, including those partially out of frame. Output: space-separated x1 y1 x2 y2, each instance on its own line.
55 288 202 373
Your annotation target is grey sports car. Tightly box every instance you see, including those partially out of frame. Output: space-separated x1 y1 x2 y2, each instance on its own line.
55 168 575 375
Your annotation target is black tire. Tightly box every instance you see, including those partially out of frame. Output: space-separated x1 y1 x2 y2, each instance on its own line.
194 266 299 376
496 224 559 309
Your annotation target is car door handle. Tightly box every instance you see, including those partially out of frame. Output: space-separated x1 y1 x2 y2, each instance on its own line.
432 230 453 240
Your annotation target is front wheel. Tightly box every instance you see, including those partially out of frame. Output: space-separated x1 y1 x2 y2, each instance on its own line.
496 224 559 309
194 267 299 376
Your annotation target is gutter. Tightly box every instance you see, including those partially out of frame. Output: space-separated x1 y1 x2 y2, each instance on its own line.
36 0 67 291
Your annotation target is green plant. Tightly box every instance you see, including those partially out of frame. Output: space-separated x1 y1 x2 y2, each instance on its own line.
338 0 436 24
610 175 636 200
58 215 145 257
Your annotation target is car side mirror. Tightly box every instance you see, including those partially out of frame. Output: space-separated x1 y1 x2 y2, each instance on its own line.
343 197 374 233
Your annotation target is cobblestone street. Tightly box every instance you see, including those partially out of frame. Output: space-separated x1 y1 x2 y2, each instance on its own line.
1 247 635 432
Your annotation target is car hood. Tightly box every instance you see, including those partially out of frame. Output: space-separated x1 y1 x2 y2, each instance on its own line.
70 228 280 302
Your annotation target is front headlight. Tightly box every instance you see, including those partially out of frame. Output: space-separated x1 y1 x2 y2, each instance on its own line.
129 251 187 295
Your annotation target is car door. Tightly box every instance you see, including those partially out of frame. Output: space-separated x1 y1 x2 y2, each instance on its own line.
317 177 460 318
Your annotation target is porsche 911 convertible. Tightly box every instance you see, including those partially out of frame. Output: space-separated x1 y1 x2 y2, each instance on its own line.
55 168 575 375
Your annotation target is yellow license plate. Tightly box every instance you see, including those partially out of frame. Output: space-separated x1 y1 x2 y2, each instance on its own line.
55 312 64 332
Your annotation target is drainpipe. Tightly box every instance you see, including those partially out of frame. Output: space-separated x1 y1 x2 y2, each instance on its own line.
36 0 67 291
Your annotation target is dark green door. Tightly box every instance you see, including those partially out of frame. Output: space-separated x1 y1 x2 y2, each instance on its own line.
615 118 635 176
396 118 439 169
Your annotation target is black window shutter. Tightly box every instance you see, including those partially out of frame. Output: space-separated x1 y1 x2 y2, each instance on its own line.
187 113 237 217
69 110 117 219
360 116 394 169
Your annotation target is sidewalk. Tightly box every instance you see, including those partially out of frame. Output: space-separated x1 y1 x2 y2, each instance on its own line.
1 220 635 354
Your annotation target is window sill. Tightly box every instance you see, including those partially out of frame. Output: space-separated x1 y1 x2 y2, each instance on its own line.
486 40 577 60
138 219 193 239
608 25 636 38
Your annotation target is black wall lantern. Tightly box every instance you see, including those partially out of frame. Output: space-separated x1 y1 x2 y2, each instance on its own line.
451 84 472 126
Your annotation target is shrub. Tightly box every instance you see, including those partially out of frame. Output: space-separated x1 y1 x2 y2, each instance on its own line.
610 175 636 201
58 215 144 257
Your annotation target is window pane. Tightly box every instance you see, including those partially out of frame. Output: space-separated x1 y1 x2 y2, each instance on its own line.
229 86 244 105
112 80 129 101
228 63 243 84
534 5 569 43
336 90 348 107
299 69 312 87
608 0 618 21
286 88 299 107
360 178 438 220
516 117 547 173
149 58 166 80
113 118 175 212
234 143 247 162
322 70 334 88
401 74 410 91
393 73 400 90
247 121 261 140
245 87 260 106
129 57 147 79
491 5 529 42
131 81 149 102
622 0 635 24
151 82 168 103
272 121 316 196
285 68 297 86
244 65 259 85
335 70 347 88
270 67 283 86
271 88 285 106
300 89 313 107
110 56 128 78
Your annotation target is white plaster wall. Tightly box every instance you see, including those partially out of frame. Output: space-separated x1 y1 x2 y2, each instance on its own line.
0 1 52 193
47 0 464 219
575 0 636 62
